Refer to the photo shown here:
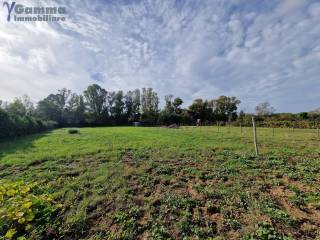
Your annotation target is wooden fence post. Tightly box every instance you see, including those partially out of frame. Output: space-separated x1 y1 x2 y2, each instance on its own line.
240 123 242 135
252 116 259 156
318 128 319 138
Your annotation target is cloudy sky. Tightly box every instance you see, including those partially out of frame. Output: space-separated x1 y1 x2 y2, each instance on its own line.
0 0 319 112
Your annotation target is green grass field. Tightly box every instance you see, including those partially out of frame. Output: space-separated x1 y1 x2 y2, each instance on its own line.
0 127 319 239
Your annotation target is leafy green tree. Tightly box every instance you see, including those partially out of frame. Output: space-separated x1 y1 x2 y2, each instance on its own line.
1 97 55 139
0 108 11 138
125 89 140 122
255 102 275 116
110 91 125 124
140 88 159 124
65 93 86 125
188 99 212 122
37 89 71 125
159 96 184 125
37 94 63 124
56 88 71 111
5 98 27 116
132 89 141 121
173 97 183 114
299 112 308 119
164 95 174 114
212 96 241 121
84 84 108 123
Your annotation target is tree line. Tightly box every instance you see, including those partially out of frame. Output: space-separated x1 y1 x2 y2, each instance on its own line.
1 84 319 139
17 84 241 126
0 96 56 139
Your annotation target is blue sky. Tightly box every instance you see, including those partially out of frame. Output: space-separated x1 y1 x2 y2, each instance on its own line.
0 0 319 112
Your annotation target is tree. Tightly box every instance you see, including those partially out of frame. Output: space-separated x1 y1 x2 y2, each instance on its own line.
1 96 55 139
6 98 27 116
159 95 184 125
299 112 308 119
111 91 125 124
125 89 140 122
37 89 71 125
37 94 63 124
84 84 108 123
65 93 86 125
164 95 174 114
5 95 34 117
212 96 241 121
255 102 275 116
21 95 35 116
140 88 159 123
188 99 212 122
57 88 71 111
173 97 183 114
132 89 141 121
125 91 134 121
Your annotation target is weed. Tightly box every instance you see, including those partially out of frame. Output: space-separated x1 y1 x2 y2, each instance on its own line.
243 222 293 240
0 180 62 239
260 200 294 225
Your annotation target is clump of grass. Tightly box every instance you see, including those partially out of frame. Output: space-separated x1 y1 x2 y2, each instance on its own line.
68 129 79 134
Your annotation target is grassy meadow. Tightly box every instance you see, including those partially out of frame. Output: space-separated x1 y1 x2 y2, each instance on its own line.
0 126 319 239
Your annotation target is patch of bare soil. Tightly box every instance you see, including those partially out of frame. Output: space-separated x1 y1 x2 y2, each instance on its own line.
269 180 320 238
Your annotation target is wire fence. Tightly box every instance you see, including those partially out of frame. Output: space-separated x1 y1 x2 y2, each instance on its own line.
180 123 320 156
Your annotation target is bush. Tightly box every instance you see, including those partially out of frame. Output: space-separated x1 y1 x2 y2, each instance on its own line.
0 109 56 139
68 129 79 134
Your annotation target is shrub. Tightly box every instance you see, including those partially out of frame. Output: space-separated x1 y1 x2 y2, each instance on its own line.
68 129 79 134
0 109 56 139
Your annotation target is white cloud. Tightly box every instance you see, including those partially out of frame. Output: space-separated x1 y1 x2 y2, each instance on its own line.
308 2 320 18
0 0 319 112
275 0 307 16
